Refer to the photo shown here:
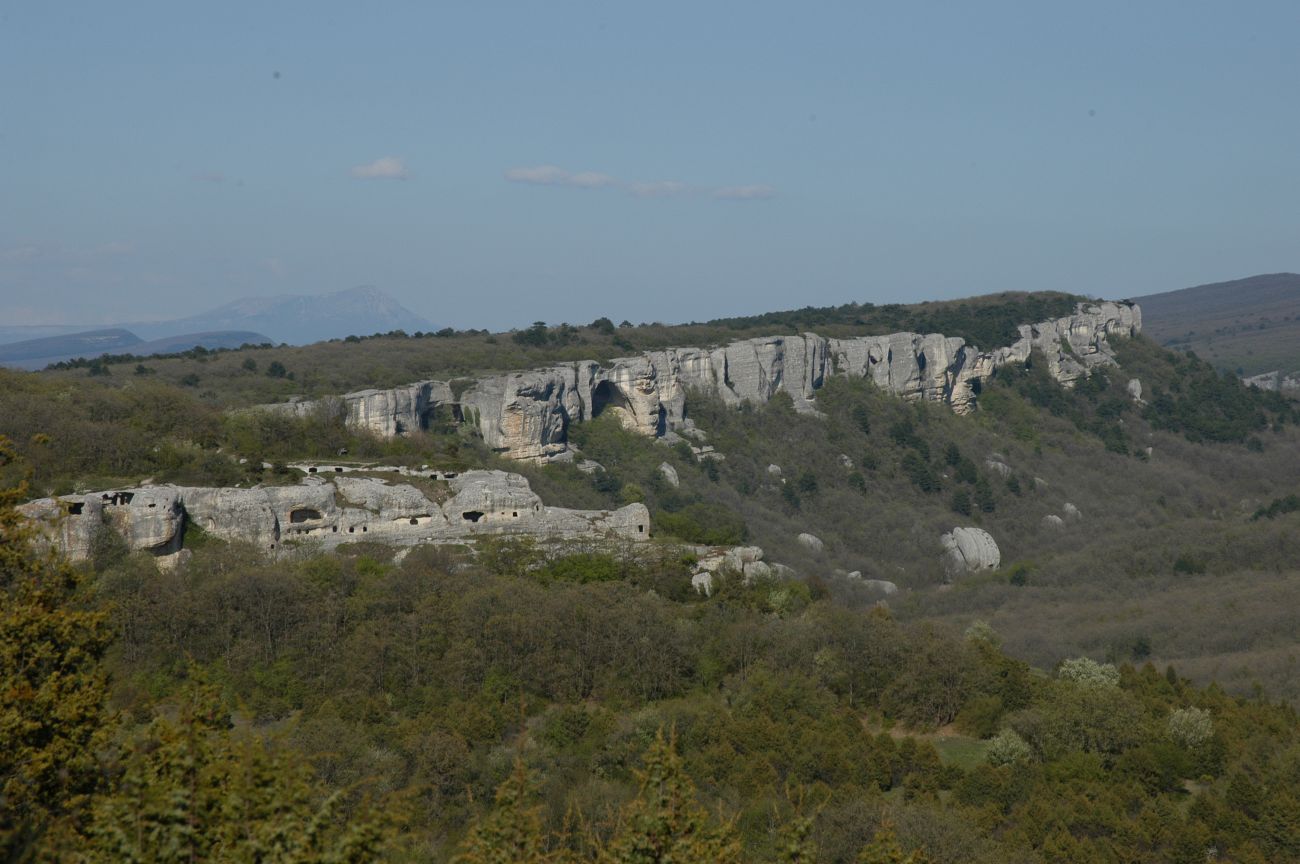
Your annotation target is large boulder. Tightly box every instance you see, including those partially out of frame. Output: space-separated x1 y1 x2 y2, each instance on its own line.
797 532 825 553
658 462 680 488
940 526 1001 579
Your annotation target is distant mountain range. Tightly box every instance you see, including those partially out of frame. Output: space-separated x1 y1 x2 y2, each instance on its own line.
1134 273 1300 377
0 286 435 368
0 329 273 370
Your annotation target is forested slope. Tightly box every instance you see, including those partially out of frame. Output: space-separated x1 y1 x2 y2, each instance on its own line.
5 291 1300 860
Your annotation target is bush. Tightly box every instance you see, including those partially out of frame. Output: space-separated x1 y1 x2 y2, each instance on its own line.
1168 707 1214 748
654 503 747 545
1058 657 1120 688
986 728 1033 766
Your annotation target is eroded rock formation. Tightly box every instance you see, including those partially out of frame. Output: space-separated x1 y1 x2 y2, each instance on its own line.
263 301 1141 461
20 469 650 564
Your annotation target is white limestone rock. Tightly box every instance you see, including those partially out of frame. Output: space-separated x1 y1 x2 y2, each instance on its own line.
257 301 1143 461
797 532 825 553
1042 514 1065 528
442 471 543 525
767 464 783 478
1063 503 1082 521
985 459 1012 479
333 476 445 524
658 462 680 488
1127 378 1144 403
862 579 899 596
940 526 1001 579
692 571 714 596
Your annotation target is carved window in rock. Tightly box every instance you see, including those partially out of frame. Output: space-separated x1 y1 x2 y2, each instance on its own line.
289 508 323 523
462 510 485 523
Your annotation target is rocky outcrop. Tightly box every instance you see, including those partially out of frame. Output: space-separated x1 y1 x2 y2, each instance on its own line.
1243 371 1300 393
22 468 650 563
693 544 779 587
18 486 185 561
658 462 680 488
260 301 1141 461
940 526 1001 579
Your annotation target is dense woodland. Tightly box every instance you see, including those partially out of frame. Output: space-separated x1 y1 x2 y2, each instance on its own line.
5 292 1300 861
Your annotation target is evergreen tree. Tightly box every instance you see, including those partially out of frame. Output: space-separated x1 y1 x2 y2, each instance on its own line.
857 819 931 864
0 436 113 858
454 760 553 864
83 680 393 862
601 729 742 864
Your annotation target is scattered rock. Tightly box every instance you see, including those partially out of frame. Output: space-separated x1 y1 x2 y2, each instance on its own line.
576 459 605 475
940 526 1001 579
767 464 783 478
861 579 898 596
1063 503 1082 521
658 462 680 488
1127 378 1144 403
797 532 825 553
985 459 1012 479
838 454 854 470
1042 514 1064 528
1033 477 1049 491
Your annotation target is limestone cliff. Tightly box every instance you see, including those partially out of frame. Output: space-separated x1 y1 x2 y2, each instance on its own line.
20 469 651 563
262 301 1141 461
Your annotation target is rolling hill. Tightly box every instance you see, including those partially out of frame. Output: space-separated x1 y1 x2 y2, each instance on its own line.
1135 272 1300 376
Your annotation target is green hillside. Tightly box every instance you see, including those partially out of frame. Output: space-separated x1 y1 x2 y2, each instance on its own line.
5 291 1300 861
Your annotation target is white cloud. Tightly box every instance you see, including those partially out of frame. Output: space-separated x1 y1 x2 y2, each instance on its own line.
628 180 690 198
505 165 614 188
352 156 408 179
712 184 776 200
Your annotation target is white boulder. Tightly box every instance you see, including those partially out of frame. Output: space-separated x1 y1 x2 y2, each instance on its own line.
940 526 1001 579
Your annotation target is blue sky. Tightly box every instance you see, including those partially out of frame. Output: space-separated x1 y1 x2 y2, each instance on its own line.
3 1 1299 329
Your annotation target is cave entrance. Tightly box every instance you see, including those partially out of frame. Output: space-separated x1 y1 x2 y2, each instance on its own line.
461 510 485 523
289 508 323 523
591 380 637 428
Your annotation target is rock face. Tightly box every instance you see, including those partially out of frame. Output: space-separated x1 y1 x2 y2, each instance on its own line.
658 462 680 488
940 527 1001 579
22 468 651 563
262 301 1142 461
18 487 185 561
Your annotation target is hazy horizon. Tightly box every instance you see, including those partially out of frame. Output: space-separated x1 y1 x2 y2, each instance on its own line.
4 2 1300 330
